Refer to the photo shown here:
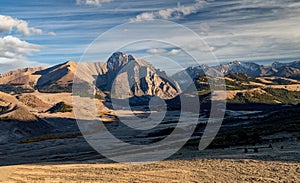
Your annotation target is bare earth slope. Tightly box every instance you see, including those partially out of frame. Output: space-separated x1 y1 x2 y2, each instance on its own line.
0 67 43 89
0 91 38 122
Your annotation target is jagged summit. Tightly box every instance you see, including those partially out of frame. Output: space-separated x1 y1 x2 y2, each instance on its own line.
98 52 181 99
107 52 138 71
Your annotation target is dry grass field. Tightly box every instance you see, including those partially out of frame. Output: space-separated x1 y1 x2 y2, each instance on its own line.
0 159 299 183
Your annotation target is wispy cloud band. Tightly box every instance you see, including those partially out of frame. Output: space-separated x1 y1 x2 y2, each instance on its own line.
76 0 112 7
130 0 206 22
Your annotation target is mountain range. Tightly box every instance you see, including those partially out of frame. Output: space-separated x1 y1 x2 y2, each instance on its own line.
174 61 300 82
0 52 181 99
1 52 300 105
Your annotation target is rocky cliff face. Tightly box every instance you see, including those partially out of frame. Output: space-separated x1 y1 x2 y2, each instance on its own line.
97 52 181 99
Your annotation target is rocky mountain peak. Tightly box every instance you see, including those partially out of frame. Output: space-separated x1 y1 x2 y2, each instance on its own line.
271 61 280 68
64 60 76 66
231 61 241 65
96 52 181 99
107 52 137 71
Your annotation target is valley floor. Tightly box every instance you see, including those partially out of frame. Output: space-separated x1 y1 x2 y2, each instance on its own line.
1 92 300 182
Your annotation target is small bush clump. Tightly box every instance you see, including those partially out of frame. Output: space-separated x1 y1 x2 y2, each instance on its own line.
46 102 72 113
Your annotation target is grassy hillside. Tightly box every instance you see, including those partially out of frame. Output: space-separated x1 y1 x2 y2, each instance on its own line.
193 73 300 104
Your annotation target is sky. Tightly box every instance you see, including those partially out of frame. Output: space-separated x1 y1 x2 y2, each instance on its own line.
0 0 300 73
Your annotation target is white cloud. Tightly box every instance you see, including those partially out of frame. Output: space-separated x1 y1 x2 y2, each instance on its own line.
48 31 57 36
30 28 43 35
0 15 43 36
76 0 112 7
0 36 42 59
146 48 166 54
130 0 206 22
168 49 182 55
0 36 45 73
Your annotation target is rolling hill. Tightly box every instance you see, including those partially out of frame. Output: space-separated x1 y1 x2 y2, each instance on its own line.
0 91 38 122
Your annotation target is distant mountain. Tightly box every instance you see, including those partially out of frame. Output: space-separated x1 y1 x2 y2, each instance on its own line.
173 60 300 105
272 61 300 69
174 60 300 80
217 61 268 76
1 54 300 103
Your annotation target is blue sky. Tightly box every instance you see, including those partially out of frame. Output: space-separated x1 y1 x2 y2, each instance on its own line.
0 0 300 73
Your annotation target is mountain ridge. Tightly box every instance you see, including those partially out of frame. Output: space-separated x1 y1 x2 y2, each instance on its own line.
1 53 300 102
0 52 181 99
174 60 300 80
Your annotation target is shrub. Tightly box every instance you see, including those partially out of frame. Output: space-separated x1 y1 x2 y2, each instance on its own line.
0 84 34 94
18 133 82 144
229 91 277 104
38 84 72 93
0 106 8 113
227 72 259 83
47 102 72 113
